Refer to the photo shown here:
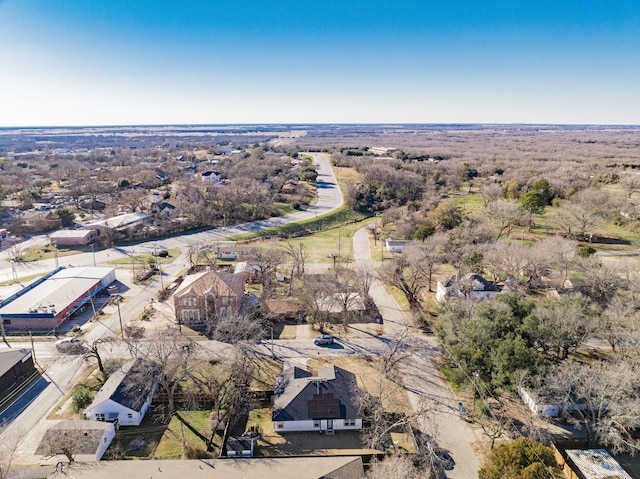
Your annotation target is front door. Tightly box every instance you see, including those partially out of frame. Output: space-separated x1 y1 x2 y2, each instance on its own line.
327 419 333 431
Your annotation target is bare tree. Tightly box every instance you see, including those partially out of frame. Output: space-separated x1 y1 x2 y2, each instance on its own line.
246 246 284 300
280 242 308 295
8 244 24 263
486 199 523 240
554 188 609 238
39 424 84 464
531 295 596 360
480 182 503 208
543 359 640 452
366 454 430 479
143 329 198 416
83 339 107 375
573 256 625 307
600 295 639 352
620 174 640 199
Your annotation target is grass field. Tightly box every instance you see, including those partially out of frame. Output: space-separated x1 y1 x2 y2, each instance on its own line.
107 247 180 265
274 215 377 263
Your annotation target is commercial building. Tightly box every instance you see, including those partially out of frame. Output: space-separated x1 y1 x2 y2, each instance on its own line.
84 212 151 235
49 229 98 246
0 266 116 331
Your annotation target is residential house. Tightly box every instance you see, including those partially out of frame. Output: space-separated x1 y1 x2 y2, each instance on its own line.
272 365 362 433
201 170 222 183
36 420 116 461
173 270 246 328
85 358 159 426
150 199 177 218
316 292 366 316
435 273 500 302
385 239 411 253
265 298 300 321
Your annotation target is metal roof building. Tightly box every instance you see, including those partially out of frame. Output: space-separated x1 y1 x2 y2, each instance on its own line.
565 449 633 479
0 266 116 331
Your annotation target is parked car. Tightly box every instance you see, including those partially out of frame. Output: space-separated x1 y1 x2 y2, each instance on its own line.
55 337 84 354
313 334 334 346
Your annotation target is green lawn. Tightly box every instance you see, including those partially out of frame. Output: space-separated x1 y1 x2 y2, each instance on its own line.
19 245 81 263
107 247 181 265
274 216 377 263
154 411 216 459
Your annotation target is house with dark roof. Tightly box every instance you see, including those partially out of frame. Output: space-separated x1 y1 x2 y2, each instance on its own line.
84 358 159 426
435 273 500 302
36 420 116 461
272 365 362 434
201 170 222 183
173 270 246 329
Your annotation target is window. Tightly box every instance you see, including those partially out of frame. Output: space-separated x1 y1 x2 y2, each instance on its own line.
96 413 105 421
344 419 357 427
182 310 200 323
182 297 197 307
221 296 229 306
127 413 133 419
313 420 321 428
276 421 284 429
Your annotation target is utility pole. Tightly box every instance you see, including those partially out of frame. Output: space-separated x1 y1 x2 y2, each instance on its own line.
29 330 36 363
0 314 6 342
270 325 274 359
112 295 124 339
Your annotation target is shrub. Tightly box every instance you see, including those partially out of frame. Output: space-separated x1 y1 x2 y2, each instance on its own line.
72 386 94 414
576 245 596 257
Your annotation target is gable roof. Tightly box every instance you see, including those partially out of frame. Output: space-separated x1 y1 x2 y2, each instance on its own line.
174 271 245 300
272 365 361 422
88 358 159 413
443 273 500 292
265 298 300 315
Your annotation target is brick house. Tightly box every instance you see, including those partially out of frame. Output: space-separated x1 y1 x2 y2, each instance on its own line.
173 271 246 329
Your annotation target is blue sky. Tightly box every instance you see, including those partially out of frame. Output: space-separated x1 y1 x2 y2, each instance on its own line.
0 0 639 126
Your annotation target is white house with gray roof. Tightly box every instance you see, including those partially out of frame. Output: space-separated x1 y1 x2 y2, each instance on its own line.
85 358 159 426
436 273 500 302
272 365 362 434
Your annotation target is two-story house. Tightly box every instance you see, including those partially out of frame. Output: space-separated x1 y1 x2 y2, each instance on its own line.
173 270 246 329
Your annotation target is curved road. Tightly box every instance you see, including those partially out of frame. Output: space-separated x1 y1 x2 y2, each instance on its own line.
0 152 343 458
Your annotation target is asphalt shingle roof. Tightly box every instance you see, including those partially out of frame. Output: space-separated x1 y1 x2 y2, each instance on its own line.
272 365 361 422
89 358 159 413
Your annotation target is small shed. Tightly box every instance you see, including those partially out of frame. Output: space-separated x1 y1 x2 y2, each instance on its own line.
226 435 257 457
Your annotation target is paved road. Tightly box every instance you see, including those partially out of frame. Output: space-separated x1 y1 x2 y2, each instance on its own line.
351 226 481 478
